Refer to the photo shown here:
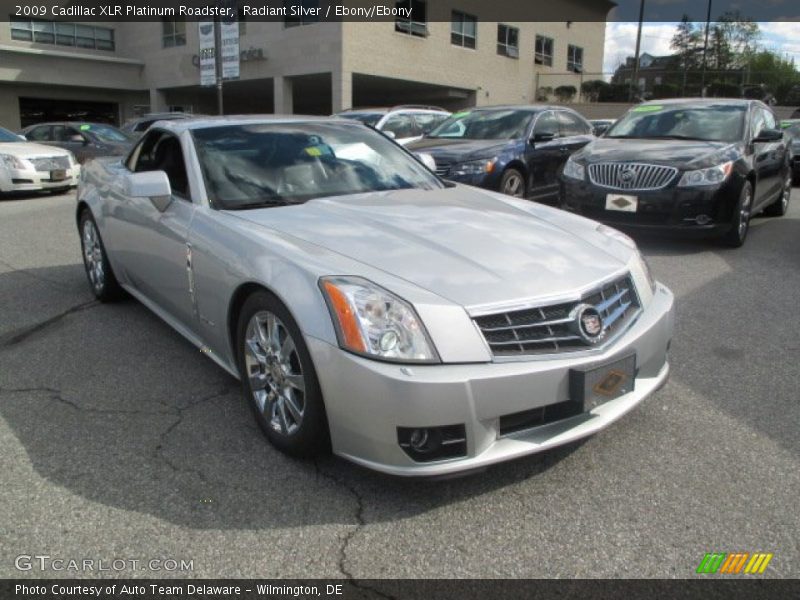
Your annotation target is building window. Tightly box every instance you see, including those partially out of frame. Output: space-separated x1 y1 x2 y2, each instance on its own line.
10 18 115 51
395 0 428 37
451 11 477 49
162 18 186 48
567 44 584 72
535 35 554 66
285 0 320 27
497 24 519 58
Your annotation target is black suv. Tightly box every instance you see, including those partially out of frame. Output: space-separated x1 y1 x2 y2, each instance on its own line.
560 99 792 247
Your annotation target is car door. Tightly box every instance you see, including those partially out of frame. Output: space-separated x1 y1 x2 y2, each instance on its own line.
750 106 782 208
55 126 92 163
25 125 54 145
527 110 563 201
381 113 421 145
110 129 197 327
556 110 594 155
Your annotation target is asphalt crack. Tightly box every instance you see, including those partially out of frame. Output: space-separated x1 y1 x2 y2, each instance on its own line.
0 257 75 291
314 460 399 600
0 299 99 348
0 385 174 417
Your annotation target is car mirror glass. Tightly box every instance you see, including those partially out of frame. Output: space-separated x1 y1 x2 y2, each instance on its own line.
753 128 782 143
125 170 173 212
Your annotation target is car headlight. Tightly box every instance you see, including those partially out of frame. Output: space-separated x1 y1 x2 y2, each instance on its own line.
320 276 439 363
678 161 733 187
452 158 496 177
596 224 655 292
562 156 585 180
0 154 26 169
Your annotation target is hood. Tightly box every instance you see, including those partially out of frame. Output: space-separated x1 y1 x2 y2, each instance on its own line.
576 138 737 169
0 141 73 158
407 138 513 163
226 186 628 309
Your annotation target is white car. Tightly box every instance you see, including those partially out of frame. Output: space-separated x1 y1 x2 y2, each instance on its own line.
0 126 80 195
335 105 451 145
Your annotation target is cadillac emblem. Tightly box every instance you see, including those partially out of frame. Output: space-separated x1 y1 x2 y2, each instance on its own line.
571 304 605 344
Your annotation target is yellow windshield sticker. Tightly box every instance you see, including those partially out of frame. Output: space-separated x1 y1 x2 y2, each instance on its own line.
79 124 91 130
304 146 322 156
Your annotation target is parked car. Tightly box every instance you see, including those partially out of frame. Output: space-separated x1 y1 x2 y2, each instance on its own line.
0 126 79 195
408 105 594 202
121 112 194 138
590 119 616 136
560 99 792 247
335 105 450 145
22 122 133 164
786 122 800 185
76 116 673 476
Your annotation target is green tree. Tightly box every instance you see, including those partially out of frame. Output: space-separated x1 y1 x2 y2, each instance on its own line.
671 15 701 70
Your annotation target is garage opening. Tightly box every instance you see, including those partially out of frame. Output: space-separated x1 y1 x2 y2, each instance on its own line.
19 97 118 127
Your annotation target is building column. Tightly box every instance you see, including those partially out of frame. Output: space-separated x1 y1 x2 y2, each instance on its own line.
332 70 352 113
0 88 21 130
149 88 167 113
274 76 294 115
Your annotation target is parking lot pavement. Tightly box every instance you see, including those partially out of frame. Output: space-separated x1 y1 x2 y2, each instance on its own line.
1 189 798 580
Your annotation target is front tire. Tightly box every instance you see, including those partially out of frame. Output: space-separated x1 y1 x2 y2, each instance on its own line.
764 173 791 217
499 168 527 198
236 291 330 458
720 181 753 248
79 211 124 301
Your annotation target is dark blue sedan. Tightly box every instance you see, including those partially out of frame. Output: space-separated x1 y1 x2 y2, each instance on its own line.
408 105 594 202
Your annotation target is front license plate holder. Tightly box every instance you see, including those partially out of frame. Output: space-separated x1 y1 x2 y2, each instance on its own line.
605 193 638 212
570 354 636 411
50 169 67 182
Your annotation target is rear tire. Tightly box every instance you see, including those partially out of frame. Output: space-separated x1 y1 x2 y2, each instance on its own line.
79 210 124 301
764 173 791 217
720 182 753 248
500 168 527 198
236 291 330 458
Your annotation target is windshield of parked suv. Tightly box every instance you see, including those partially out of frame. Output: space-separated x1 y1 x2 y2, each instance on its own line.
191 122 444 210
82 124 132 144
427 109 534 140
337 112 384 127
0 127 22 142
606 103 747 143
786 124 800 140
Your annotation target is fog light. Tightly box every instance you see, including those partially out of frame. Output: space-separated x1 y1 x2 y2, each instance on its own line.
397 425 467 462
695 214 713 225
409 428 429 451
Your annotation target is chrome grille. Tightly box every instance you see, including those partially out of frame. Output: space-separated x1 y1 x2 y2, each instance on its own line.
588 162 677 191
434 162 451 177
29 156 71 171
473 275 641 357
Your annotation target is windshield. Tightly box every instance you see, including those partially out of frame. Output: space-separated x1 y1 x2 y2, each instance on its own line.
82 124 132 143
0 127 22 142
337 113 383 128
606 103 747 143
785 124 800 140
427 109 534 140
191 122 444 210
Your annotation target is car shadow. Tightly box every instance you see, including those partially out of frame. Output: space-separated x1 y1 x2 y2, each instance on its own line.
0 264 585 530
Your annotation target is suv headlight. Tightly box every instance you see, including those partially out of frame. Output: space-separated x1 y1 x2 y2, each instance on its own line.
452 158 496 177
0 154 26 170
563 156 585 180
320 276 439 363
678 161 733 187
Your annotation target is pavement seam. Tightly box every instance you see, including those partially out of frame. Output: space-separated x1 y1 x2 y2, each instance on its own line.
0 299 99 349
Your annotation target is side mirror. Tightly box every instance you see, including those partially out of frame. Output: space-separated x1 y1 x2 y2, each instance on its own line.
69 134 87 144
125 171 173 212
17 134 27 141
415 152 437 171
753 128 783 143
531 132 556 144
383 130 397 140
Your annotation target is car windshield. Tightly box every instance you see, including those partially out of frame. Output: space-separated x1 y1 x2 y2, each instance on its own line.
191 122 444 210
0 127 22 142
785 124 800 140
82 124 132 143
606 103 747 143
337 113 384 127
427 109 534 140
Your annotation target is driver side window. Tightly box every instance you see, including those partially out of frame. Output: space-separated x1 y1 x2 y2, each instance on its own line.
533 111 560 137
128 130 190 200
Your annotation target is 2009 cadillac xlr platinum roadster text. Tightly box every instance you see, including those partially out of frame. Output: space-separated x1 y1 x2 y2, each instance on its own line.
76 116 674 476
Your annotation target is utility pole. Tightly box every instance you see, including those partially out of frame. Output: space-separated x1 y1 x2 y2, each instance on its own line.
700 0 713 97
629 0 645 102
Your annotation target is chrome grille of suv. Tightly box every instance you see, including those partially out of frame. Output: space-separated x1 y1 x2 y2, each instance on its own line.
473 275 641 357
588 162 677 191
29 156 71 171
434 162 451 177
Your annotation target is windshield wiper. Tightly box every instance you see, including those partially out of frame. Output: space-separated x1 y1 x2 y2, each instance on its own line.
225 198 290 211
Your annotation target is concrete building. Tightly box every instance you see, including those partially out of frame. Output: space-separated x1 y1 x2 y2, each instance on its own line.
0 1 610 130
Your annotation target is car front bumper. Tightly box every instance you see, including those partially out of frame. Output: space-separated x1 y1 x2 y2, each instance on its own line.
0 164 80 193
308 283 674 476
560 176 742 234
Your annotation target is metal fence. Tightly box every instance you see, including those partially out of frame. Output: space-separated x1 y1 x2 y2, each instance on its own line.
536 70 800 106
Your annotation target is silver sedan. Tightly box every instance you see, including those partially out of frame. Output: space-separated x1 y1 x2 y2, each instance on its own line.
76 116 674 476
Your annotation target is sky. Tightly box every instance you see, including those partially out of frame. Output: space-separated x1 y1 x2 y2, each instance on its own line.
603 22 800 73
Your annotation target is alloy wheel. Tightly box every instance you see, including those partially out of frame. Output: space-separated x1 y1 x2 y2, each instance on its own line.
502 172 525 197
781 175 791 212
82 220 105 293
738 185 752 240
243 310 306 436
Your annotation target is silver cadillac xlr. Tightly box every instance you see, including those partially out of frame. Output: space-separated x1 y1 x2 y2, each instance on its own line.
76 116 674 476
